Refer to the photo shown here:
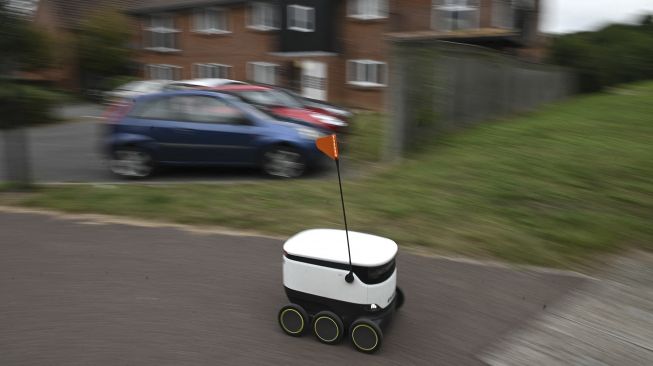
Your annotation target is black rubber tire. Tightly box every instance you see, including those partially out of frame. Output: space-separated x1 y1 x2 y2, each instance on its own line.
395 287 405 311
278 303 309 337
261 145 307 178
350 318 383 354
312 311 344 345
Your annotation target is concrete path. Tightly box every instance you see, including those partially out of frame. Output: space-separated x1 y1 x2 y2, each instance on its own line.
0 209 584 365
481 252 653 366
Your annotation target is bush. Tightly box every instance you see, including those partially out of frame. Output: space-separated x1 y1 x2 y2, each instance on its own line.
548 19 653 92
77 8 135 92
0 82 59 130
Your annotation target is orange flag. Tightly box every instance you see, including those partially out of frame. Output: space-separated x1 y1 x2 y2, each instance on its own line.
316 134 339 160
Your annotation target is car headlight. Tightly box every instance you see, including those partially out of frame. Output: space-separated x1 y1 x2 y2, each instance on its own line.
295 125 325 140
310 113 347 127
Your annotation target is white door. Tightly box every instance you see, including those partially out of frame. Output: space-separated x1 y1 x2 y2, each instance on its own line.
301 61 327 101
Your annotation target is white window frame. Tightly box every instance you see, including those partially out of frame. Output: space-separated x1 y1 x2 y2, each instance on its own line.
193 7 230 34
346 60 387 87
287 4 315 32
431 0 480 32
145 14 180 52
247 62 279 85
192 63 232 79
347 0 388 20
146 64 182 80
248 2 279 30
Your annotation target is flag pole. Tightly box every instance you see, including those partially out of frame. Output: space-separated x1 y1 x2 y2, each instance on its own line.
335 157 354 283
316 134 354 283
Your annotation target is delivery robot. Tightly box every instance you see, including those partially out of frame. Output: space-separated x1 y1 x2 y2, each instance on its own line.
278 228 404 354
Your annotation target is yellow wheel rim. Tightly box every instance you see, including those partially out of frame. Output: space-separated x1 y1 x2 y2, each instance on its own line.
280 308 304 334
352 324 379 351
313 316 340 343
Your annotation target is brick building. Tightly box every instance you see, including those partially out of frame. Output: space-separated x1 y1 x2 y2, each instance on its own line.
34 0 542 109
127 0 542 111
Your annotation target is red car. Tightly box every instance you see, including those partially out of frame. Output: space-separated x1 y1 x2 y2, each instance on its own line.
211 85 348 133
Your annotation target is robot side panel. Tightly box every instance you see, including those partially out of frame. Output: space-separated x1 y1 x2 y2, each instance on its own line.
366 269 397 309
283 257 368 305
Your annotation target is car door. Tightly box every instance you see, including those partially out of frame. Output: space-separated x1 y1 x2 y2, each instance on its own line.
125 95 197 163
167 95 261 165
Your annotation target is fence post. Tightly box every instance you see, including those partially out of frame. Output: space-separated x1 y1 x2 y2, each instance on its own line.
383 43 408 161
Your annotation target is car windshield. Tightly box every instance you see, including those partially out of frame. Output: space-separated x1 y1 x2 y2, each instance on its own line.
164 83 197 91
234 90 304 109
117 81 152 92
229 98 274 121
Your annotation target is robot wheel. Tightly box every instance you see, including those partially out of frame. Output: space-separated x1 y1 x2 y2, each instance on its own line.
312 310 345 345
350 318 383 353
278 303 309 337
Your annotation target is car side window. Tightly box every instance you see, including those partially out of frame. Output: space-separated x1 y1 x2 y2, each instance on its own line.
172 96 248 125
128 97 173 120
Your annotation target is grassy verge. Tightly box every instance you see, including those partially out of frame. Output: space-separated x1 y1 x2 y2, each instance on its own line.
3 82 653 267
346 112 386 163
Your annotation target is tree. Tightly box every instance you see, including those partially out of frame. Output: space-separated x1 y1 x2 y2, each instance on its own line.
548 21 653 92
0 0 55 188
77 7 134 93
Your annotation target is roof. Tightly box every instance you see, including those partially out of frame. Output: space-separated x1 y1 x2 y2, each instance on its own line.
213 85 271 91
41 0 141 29
168 78 246 87
126 0 247 14
284 229 398 267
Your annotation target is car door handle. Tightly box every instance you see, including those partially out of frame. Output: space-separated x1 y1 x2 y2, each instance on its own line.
174 128 197 133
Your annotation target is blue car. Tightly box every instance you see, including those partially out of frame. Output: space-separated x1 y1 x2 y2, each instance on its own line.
104 90 327 178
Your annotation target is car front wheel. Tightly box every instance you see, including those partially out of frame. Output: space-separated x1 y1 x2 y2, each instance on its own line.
262 146 306 178
109 148 154 179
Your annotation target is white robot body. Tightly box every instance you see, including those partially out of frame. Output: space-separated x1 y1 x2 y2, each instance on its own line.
283 257 397 308
278 228 403 353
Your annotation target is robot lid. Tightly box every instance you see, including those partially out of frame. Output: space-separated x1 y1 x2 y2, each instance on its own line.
284 229 398 268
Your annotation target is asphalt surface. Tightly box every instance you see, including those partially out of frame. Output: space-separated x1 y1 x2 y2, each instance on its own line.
0 103 336 183
0 210 586 365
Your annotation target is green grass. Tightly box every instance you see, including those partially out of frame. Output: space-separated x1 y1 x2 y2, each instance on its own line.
346 112 386 163
4 82 653 268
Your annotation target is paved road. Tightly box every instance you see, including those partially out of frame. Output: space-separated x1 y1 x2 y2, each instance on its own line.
0 210 585 365
0 103 337 183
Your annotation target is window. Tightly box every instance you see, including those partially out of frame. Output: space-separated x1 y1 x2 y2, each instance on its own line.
233 89 304 109
287 5 314 32
248 2 279 30
145 64 182 80
173 96 245 124
129 96 245 124
347 60 387 87
193 7 229 33
128 97 172 120
347 0 388 19
431 0 480 31
193 63 232 79
247 62 279 85
145 14 180 51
